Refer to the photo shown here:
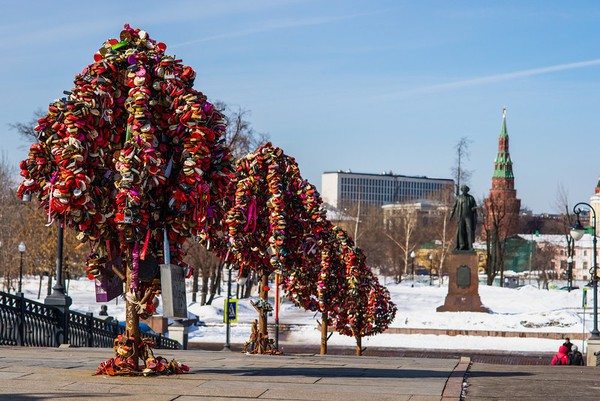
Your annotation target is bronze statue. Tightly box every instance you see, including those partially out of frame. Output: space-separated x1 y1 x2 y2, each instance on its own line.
450 185 477 251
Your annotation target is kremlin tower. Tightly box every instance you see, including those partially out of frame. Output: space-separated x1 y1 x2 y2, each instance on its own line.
484 107 521 239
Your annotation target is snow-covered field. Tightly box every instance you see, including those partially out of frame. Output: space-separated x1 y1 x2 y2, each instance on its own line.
12 276 591 353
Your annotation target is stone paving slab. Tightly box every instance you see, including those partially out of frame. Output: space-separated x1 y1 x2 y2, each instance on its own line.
0 347 461 400
464 362 600 401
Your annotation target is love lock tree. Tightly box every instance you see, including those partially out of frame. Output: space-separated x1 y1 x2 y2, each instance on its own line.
223 142 330 354
313 227 350 354
224 144 397 356
329 228 397 356
17 25 233 375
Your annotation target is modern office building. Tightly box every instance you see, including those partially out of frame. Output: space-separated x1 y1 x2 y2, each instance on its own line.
321 170 454 210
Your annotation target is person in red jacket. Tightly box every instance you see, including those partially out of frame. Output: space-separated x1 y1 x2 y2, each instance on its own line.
551 345 569 366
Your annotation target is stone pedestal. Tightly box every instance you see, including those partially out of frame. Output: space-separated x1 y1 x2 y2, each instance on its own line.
586 338 600 366
168 319 196 350
169 324 189 350
437 251 489 313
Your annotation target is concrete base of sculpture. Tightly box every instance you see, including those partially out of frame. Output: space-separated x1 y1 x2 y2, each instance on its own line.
437 251 489 313
586 338 600 366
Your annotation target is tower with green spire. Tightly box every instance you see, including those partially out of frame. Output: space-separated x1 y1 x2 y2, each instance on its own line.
493 107 514 182
484 107 521 239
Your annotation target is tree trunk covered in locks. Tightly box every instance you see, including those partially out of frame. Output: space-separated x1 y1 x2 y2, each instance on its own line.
125 260 141 369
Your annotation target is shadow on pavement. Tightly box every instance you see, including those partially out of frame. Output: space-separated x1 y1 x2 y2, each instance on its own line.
467 371 534 378
0 394 126 401
196 366 453 378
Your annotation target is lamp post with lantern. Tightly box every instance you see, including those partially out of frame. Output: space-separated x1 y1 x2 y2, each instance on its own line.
570 202 599 339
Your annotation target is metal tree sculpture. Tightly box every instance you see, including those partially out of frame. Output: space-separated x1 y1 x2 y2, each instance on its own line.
17 25 233 374
223 143 329 353
224 143 396 355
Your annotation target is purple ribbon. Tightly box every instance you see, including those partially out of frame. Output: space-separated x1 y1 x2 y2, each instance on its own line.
130 243 140 291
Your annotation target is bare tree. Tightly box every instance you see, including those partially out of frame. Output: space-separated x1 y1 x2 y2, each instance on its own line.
214 102 270 159
183 240 221 305
0 152 19 291
451 137 473 196
533 242 559 289
384 205 421 283
430 187 456 285
8 109 45 143
481 195 509 286
336 203 388 271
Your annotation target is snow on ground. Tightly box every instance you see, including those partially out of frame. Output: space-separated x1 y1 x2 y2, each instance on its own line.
12 276 591 353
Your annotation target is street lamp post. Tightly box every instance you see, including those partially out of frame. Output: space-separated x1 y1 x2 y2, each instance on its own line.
275 272 280 350
44 219 72 345
223 264 232 351
567 255 573 292
566 234 575 293
571 202 599 339
429 253 433 286
410 251 416 287
18 242 26 295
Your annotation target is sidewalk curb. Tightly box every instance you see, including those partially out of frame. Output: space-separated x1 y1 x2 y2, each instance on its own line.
441 356 470 401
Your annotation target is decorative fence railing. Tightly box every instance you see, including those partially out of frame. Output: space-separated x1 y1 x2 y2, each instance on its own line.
0 291 180 349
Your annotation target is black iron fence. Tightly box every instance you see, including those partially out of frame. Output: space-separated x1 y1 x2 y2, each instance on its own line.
0 291 180 349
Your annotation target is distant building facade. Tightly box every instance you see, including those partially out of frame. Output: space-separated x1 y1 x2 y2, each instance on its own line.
484 107 521 239
382 200 448 231
519 234 594 282
321 170 454 210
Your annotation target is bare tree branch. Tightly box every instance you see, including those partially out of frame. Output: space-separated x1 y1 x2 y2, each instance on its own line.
451 136 473 195
8 109 45 144
214 101 270 159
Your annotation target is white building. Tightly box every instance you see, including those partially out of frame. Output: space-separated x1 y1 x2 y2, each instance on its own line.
382 200 448 231
519 234 596 282
321 170 454 210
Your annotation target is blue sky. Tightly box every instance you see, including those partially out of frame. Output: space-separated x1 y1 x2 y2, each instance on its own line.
1 0 599 213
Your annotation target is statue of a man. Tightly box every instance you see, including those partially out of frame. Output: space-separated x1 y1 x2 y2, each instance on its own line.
450 185 477 251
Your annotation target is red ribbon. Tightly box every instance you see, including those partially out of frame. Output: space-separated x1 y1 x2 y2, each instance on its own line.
141 228 151 260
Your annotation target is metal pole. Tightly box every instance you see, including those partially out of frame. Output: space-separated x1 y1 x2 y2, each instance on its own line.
18 252 23 294
411 255 415 287
54 222 65 296
44 219 72 345
275 273 280 350
592 210 599 338
223 266 232 351
567 258 573 292
567 236 574 292
573 202 599 339
429 255 433 286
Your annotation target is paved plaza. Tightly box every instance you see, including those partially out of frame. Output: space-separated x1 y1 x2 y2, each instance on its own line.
1 346 600 400
0 346 463 400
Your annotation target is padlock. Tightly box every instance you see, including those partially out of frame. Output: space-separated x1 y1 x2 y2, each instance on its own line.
21 191 32 203
122 209 133 224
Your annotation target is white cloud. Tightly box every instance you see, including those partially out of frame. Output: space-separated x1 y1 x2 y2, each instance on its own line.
171 11 383 48
383 59 600 98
